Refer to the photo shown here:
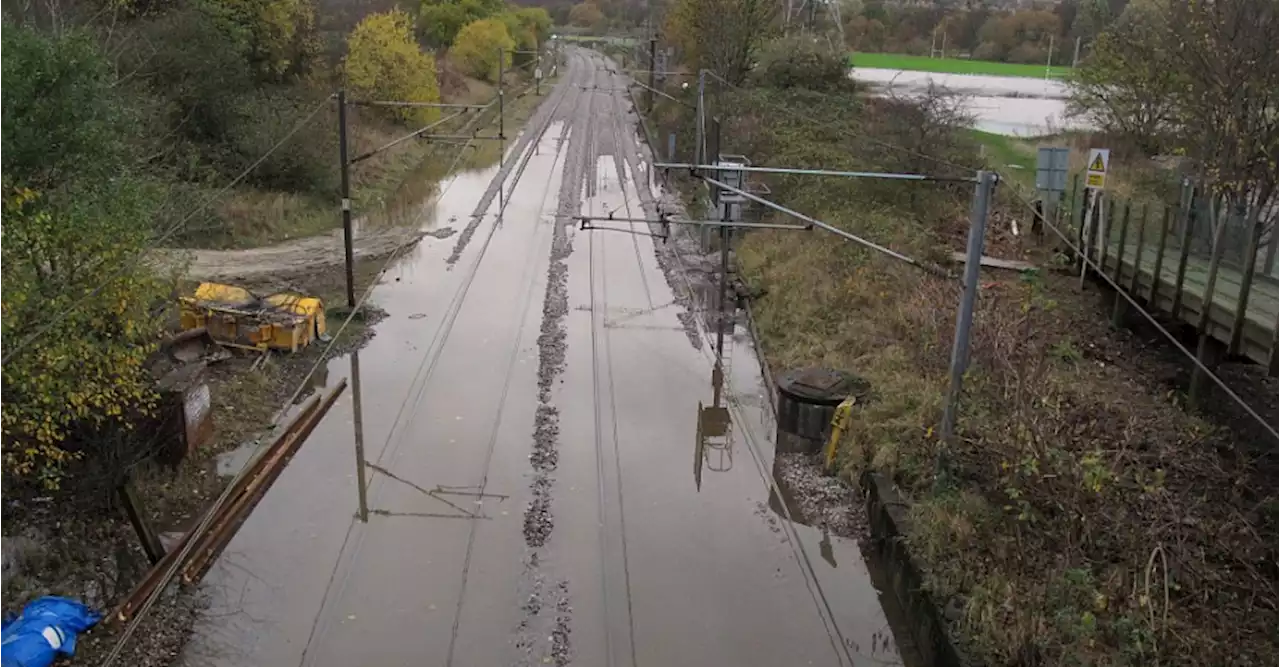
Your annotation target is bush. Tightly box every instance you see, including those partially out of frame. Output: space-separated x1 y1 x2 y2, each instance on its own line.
751 35 853 92
450 18 514 83
345 9 441 125
230 87 339 194
417 0 504 48
1 26 170 487
131 5 255 144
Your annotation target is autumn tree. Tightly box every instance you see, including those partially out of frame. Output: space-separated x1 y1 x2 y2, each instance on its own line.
345 9 441 124
512 6 551 43
568 1 604 29
2 26 170 488
666 0 777 84
500 5 551 65
417 0 504 49
205 0 321 81
451 17 515 82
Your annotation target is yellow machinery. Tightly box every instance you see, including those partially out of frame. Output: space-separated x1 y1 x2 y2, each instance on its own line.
179 282 327 353
823 397 857 471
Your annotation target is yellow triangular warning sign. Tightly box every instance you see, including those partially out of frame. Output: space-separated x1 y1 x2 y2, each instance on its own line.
1089 154 1105 171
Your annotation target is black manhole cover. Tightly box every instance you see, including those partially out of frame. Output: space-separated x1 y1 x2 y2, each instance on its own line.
777 367 865 406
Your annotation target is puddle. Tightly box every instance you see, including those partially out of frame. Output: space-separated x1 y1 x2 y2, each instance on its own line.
215 441 257 477
851 66 1092 137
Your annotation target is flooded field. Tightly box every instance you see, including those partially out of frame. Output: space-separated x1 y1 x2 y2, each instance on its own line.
852 66 1091 136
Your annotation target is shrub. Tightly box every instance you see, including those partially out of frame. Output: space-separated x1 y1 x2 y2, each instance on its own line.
345 8 441 125
230 87 339 194
751 35 853 92
450 17 514 83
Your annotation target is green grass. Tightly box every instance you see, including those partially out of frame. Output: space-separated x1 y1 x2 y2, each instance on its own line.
850 52 1072 79
967 129 1036 177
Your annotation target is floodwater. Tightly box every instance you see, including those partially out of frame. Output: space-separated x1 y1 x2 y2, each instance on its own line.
851 66 1090 137
182 48 906 667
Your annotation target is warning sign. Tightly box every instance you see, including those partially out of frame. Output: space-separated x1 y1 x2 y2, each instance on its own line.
1085 148 1110 190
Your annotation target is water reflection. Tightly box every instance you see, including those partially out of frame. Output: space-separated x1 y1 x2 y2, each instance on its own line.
695 363 734 489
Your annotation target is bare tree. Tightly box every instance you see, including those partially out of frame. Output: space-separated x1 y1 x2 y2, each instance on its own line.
665 0 778 84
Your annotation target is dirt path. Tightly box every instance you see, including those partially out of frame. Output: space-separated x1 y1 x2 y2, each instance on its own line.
162 226 455 284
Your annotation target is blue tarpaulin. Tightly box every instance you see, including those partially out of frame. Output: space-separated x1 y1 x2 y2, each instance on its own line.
1 596 101 667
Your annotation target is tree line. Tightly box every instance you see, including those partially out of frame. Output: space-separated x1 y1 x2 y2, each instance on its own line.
0 0 548 490
843 0 1125 65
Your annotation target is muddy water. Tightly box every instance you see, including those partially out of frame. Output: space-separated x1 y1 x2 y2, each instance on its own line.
182 106 562 667
183 49 907 667
851 66 1091 137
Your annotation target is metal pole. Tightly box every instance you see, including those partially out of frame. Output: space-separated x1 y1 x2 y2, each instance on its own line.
647 37 657 114
338 89 356 309
655 161 975 183
716 202 731 359
350 351 369 522
1072 36 1082 68
695 70 706 169
1045 34 1054 79
940 171 995 446
536 47 541 96
497 50 505 140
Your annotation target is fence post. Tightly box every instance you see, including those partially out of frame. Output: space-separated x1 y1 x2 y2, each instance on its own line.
1149 206 1171 305
1129 203 1149 294
1189 195 1230 408
938 171 995 469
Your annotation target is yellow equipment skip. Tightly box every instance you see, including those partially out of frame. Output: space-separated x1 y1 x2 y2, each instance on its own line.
179 282 327 353
823 397 857 471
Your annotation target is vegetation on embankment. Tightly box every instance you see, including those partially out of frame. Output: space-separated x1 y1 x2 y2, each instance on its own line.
850 52 1070 79
644 33 1277 667
1 0 551 491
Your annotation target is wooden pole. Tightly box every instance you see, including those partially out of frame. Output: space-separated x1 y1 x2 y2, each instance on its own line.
1130 203 1149 294
1189 196 1230 407
118 479 166 566
1149 206 1171 305
1171 194 1197 320
1228 191 1270 355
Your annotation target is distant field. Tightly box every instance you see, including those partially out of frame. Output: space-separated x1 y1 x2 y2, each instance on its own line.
850 52 1072 79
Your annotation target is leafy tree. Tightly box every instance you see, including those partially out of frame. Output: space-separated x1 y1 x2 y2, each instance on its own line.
568 1 604 29
230 88 339 193
451 17 515 83
753 35 852 92
206 0 321 81
1069 0 1277 221
512 6 551 44
975 10 1059 63
845 15 886 52
1 26 170 488
1067 1 1178 154
345 9 441 124
666 0 777 84
134 4 256 145
417 0 505 48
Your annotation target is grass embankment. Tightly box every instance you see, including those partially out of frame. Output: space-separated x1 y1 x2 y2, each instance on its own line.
648 81 1276 666
851 51 1071 79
